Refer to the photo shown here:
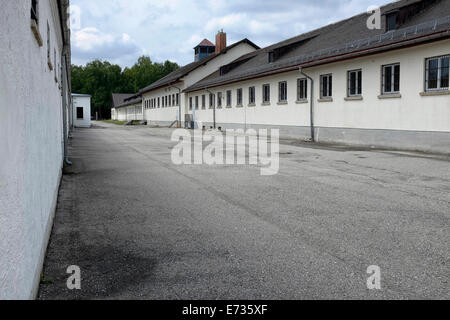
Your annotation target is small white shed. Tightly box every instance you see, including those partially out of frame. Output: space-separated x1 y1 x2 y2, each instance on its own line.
72 93 92 127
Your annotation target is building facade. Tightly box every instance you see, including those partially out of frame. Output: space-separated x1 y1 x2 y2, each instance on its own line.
72 93 91 127
0 0 71 299
140 34 260 127
182 0 450 154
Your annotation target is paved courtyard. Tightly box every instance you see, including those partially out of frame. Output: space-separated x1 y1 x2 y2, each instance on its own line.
38 121 450 299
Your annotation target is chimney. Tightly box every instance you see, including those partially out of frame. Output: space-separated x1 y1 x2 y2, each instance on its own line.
215 30 227 53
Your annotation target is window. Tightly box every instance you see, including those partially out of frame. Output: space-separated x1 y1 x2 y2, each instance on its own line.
386 13 397 32
202 95 206 109
176 93 179 106
31 0 39 22
226 90 232 107
158 97 160 108
217 92 223 108
268 52 275 63
382 64 400 94
297 78 307 100
279 81 287 102
195 96 199 110
209 93 215 109
426 56 449 91
249 87 255 105
347 70 362 97
237 88 243 106
169 95 172 107
263 84 270 103
172 94 175 106
76 107 84 120
320 74 332 98
165 96 168 107
189 97 193 110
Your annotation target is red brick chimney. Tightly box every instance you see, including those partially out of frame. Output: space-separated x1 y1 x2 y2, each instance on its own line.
215 30 227 53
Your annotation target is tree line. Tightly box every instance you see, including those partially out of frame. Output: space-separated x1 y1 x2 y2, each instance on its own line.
71 56 179 119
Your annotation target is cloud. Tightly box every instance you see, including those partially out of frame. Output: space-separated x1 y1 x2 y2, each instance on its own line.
72 27 142 66
71 0 392 67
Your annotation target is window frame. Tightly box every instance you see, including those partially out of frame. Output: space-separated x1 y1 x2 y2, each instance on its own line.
209 93 215 109
201 94 206 110
381 63 400 95
425 55 450 91
237 88 243 106
297 78 308 101
347 69 362 97
278 81 288 102
262 84 271 104
217 92 223 108
320 74 333 99
249 86 256 105
226 90 232 107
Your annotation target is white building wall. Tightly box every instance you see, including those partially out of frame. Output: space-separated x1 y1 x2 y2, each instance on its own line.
73 95 91 127
187 40 450 152
143 42 258 125
0 0 67 299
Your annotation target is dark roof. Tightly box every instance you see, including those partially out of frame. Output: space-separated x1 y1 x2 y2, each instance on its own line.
195 39 215 48
115 93 142 108
112 93 135 108
139 39 260 94
185 0 450 92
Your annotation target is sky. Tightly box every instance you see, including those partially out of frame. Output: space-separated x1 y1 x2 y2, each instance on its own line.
70 0 392 68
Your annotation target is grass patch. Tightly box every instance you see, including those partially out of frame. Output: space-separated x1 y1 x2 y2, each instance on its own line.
102 120 126 126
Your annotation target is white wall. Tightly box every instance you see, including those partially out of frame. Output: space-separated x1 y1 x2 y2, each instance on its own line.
73 96 91 127
0 0 67 299
143 42 258 124
187 39 450 133
116 103 143 121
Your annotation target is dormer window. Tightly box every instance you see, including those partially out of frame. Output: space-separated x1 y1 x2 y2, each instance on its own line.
386 12 398 32
268 52 275 63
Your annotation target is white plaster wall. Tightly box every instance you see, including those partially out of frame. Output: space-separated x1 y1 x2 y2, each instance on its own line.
0 0 66 299
73 96 91 127
116 103 143 121
187 39 450 133
143 42 258 124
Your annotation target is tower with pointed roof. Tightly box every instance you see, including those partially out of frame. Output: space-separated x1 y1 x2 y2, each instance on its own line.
194 39 215 62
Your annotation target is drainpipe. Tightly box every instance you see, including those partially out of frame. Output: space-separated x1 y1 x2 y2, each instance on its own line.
169 83 182 128
204 87 216 129
299 67 315 142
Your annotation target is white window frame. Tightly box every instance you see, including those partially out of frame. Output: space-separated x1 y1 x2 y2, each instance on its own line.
382 63 400 94
425 55 450 91
347 69 362 97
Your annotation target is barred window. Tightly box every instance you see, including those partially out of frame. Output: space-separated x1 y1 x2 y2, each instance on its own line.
426 56 449 91
320 74 332 98
297 78 307 100
382 64 400 94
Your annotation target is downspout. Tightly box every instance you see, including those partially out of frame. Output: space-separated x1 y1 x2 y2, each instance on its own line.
169 83 182 128
299 67 315 142
204 87 216 129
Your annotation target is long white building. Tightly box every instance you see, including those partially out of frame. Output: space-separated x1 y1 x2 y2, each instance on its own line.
0 0 71 299
137 0 450 154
